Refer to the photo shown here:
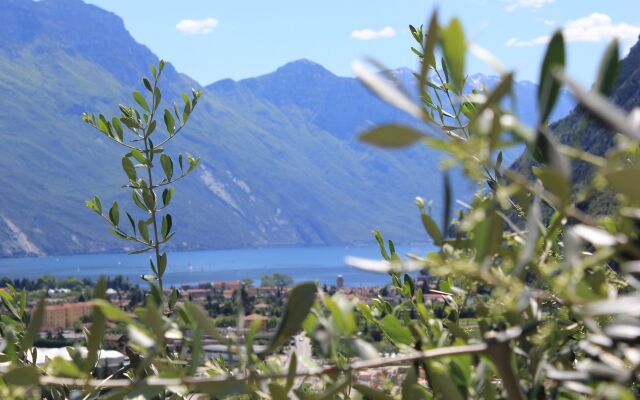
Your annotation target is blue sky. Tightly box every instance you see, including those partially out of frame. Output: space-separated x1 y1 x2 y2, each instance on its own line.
84 0 640 86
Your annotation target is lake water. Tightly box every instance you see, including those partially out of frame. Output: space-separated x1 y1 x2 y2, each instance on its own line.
0 245 431 287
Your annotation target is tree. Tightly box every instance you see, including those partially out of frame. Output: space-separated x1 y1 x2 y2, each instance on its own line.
260 272 293 288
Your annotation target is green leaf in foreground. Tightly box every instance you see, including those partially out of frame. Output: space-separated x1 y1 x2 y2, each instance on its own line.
440 17 466 91
538 30 565 124
360 124 426 148
261 282 317 355
122 156 137 181
594 39 620 96
421 211 443 246
354 384 395 400
20 297 45 349
380 314 413 345
191 377 247 397
133 91 150 112
3 366 40 385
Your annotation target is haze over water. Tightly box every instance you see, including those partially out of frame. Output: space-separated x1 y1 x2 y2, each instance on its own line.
0 245 430 287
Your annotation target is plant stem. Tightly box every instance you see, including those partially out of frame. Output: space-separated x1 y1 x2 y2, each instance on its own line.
145 139 163 292
144 76 163 292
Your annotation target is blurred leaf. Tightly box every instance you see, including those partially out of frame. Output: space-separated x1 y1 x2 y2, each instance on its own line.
360 124 426 148
352 338 380 360
286 351 297 390
538 30 565 124
426 361 465 400
353 61 424 120
3 366 40 385
535 167 571 208
92 299 134 324
306 379 348 400
189 303 228 343
355 384 395 400
380 314 413 345
402 367 431 400
85 277 107 372
190 377 247 396
571 224 619 247
420 11 439 83
20 297 45 350
594 39 620 96
605 166 640 202
421 212 443 246
47 357 84 378
128 324 155 349
262 282 317 355
440 18 465 91
474 206 503 262
345 256 423 273
269 383 290 400
373 229 391 260
187 327 203 375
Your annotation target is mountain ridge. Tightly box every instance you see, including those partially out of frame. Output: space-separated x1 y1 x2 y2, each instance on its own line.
0 0 576 257
511 35 640 216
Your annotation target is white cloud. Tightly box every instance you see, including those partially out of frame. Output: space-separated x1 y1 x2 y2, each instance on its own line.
503 0 554 12
176 18 219 35
506 13 640 47
350 26 396 40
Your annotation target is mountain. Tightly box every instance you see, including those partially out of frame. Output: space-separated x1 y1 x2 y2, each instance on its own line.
0 0 575 257
511 36 640 215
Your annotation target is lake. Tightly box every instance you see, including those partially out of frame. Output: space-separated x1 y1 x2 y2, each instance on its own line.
0 245 431 287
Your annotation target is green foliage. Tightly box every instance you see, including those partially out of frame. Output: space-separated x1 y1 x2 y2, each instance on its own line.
2 8 640 400
260 272 294 288
83 60 201 291
347 10 640 399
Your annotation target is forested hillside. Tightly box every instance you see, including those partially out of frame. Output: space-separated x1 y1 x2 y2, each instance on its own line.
512 37 640 215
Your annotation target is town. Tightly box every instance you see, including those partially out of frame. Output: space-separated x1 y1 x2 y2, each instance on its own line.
0 272 450 388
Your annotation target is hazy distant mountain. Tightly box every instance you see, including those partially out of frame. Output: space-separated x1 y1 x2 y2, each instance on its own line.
0 0 575 257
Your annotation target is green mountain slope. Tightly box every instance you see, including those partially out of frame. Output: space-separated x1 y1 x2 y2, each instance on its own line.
511 37 640 215
0 0 575 257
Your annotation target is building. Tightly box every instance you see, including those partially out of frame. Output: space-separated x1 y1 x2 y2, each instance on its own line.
212 281 243 295
42 302 93 331
336 274 344 290
42 305 67 331
185 288 210 301
244 314 268 331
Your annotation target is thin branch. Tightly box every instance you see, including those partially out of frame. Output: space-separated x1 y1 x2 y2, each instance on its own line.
37 343 488 390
